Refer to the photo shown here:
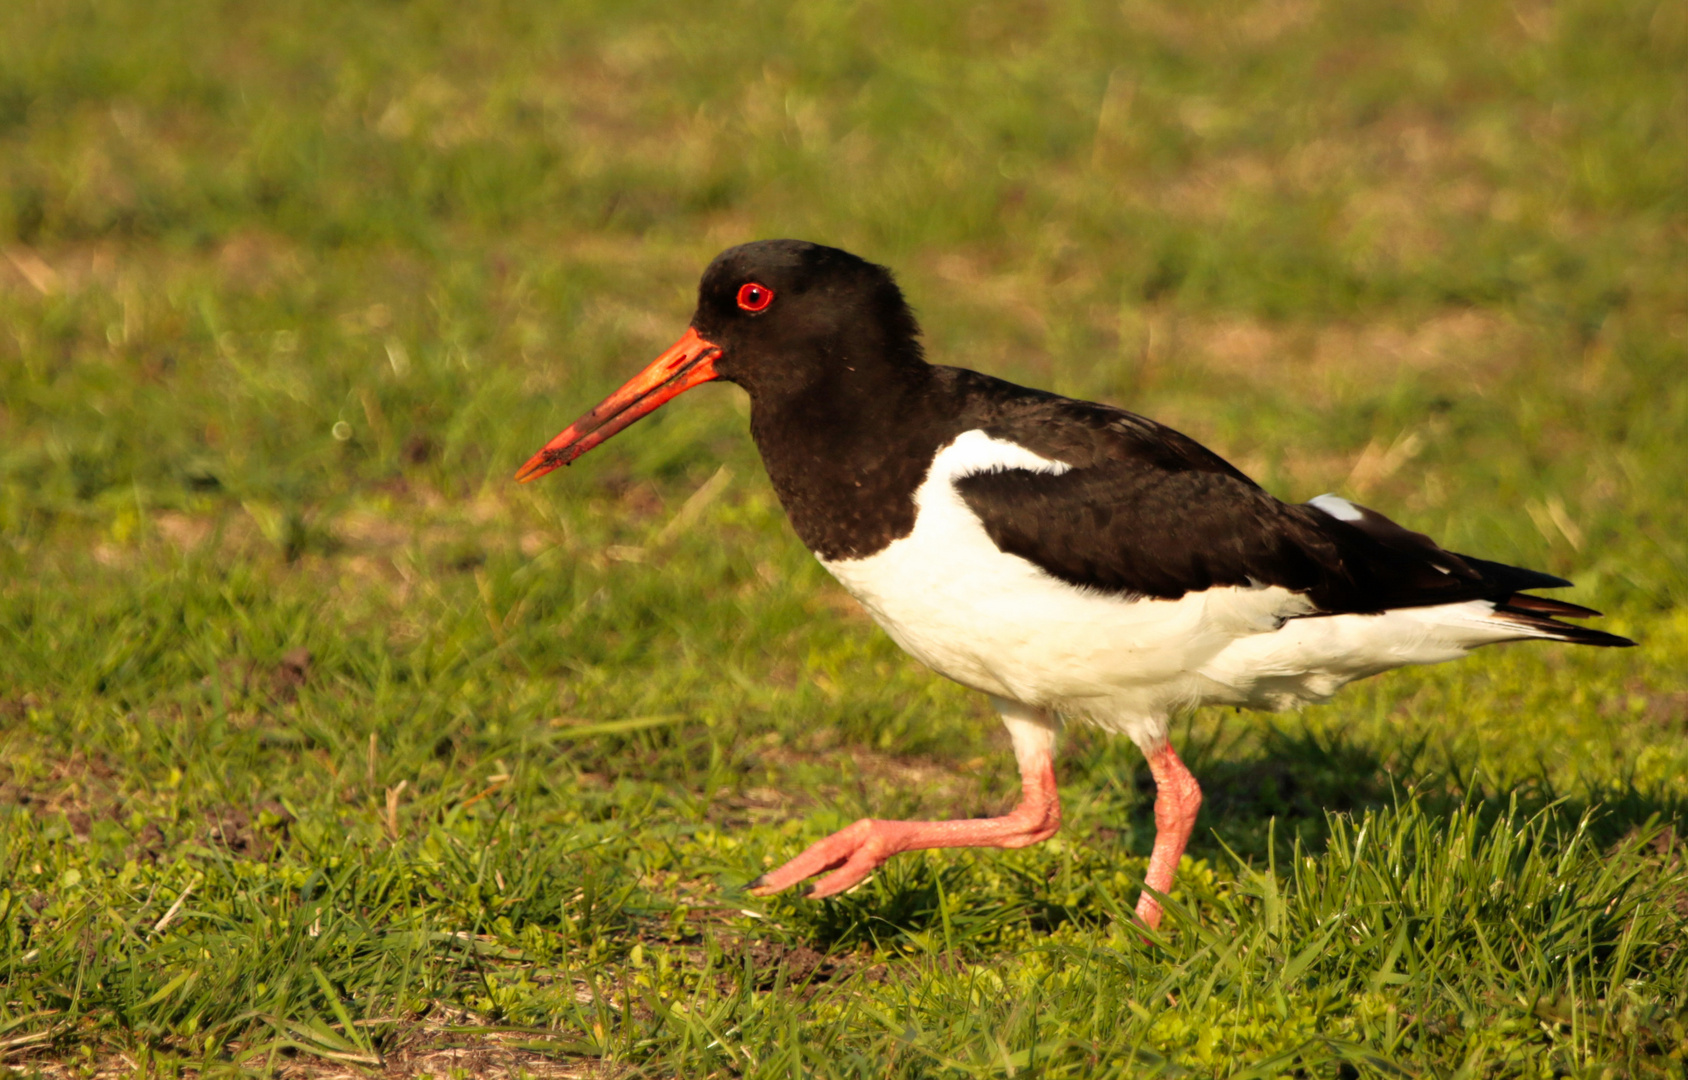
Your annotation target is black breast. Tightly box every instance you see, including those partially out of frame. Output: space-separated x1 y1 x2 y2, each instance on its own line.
748 367 959 561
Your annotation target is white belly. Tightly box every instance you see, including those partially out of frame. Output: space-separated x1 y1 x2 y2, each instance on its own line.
821 430 1528 746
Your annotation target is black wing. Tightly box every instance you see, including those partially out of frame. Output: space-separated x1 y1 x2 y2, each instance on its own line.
944 378 1630 645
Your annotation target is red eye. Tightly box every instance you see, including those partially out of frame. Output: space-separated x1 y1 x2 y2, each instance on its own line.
736 282 774 312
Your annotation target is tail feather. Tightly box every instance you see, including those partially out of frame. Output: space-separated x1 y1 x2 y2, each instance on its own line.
1458 554 1573 593
1304 495 1633 647
1461 551 1633 647
1492 596 1635 648
1501 593 1602 620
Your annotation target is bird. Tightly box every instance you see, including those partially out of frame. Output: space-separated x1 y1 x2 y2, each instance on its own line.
516 239 1633 929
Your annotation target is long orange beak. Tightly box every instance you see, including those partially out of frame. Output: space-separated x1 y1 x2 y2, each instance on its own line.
515 327 723 483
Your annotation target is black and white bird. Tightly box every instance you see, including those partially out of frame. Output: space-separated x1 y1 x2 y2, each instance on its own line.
517 240 1632 928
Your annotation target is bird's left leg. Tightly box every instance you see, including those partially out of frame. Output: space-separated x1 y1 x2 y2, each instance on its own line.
746 699 1061 899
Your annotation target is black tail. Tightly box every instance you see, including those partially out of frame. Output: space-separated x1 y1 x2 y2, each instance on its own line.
1492 592 1636 648
1302 496 1633 646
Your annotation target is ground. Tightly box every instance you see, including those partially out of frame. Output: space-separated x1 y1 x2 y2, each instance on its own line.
2 0 1687 1076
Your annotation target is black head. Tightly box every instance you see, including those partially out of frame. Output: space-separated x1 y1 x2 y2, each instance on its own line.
691 240 925 399
516 239 927 482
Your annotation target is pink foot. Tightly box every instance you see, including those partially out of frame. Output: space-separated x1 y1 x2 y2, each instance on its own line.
1134 742 1203 930
747 720 1061 899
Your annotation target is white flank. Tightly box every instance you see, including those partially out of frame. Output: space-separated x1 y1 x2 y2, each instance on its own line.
822 430 1548 749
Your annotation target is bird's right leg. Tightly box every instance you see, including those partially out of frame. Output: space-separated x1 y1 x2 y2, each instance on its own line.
1133 740 1203 929
746 699 1061 899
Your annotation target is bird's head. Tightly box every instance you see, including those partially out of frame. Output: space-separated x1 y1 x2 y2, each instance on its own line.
516 239 922 483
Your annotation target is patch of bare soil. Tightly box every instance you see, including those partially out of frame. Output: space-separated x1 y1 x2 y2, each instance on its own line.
1185 308 1529 394
0 738 122 825
0 701 297 860
627 896 873 998
203 646 315 705
1604 684 1688 732
732 939 864 991
202 800 296 858
719 743 1011 831
376 1033 609 1080
15 1031 613 1080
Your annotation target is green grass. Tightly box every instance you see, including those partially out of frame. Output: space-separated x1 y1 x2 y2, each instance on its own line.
2 0 1687 1074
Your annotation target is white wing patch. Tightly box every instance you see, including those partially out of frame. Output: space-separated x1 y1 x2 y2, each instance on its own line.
943 429 1072 480
1308 493 1362 522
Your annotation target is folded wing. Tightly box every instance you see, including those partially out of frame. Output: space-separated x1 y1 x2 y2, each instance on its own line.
952 402 1631 647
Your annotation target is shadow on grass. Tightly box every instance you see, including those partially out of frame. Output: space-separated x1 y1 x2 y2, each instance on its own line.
1179 721 1414 860
1092 717 1688 863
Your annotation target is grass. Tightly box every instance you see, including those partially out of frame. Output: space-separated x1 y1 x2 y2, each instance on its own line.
2 0 1686 1074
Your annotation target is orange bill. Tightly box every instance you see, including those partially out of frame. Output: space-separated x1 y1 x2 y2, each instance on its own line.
515 327 723 483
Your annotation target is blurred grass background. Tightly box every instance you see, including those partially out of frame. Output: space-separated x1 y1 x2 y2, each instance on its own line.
2 0 1686 1075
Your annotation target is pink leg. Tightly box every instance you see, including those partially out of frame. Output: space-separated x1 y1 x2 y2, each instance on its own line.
1134 742 1203 929
748 707 1060 899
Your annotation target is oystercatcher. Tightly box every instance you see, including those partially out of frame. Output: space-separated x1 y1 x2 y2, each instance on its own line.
517 240 1632 928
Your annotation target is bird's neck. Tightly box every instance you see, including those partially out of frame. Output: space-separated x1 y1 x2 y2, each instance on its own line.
747 360 955 561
